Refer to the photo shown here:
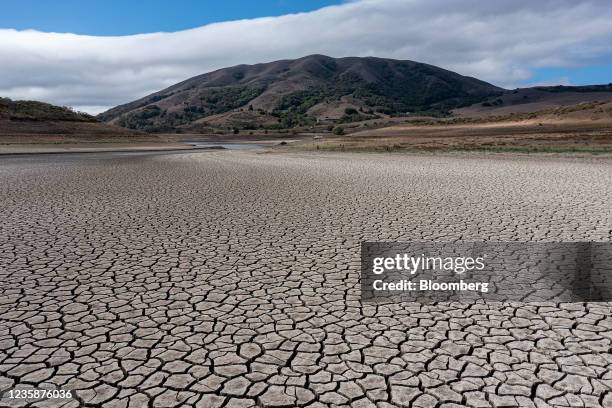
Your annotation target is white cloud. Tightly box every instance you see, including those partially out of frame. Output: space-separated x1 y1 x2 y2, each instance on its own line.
1 0 612 114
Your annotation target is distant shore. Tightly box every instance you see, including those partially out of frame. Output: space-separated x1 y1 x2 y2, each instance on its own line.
3 114 612 156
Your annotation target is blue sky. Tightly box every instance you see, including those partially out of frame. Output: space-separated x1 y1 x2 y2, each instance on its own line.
528 66 612 87
1 0 612 113
0 0 344 35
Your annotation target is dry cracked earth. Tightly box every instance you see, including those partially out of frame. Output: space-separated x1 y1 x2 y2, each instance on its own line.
1 150 611 408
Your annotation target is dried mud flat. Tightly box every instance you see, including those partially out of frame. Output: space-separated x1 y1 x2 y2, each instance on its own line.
1 150 612 407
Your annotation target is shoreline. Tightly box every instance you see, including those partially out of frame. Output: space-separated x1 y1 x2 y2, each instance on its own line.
3 142 612 161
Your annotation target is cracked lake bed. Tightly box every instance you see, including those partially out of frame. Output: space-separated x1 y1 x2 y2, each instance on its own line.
1 150 612 407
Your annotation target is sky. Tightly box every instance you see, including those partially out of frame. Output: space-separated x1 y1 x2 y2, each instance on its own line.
1 0 611 114
0 1 344 36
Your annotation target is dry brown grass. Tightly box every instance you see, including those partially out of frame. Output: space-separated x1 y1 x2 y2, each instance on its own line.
288 115 612 154
0 120 153 145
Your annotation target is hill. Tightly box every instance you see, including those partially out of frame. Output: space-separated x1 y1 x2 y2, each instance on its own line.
454 85 612 117
98 55 504 132
0 97 143 141
308 97 612 154
0 97 96 122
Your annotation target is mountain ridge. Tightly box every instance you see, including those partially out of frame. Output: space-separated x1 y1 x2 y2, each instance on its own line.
97 55 504 132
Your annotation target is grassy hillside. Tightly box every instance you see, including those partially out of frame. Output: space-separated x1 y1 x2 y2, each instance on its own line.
0 97 145 141
0 97 96 122
455 86 612 118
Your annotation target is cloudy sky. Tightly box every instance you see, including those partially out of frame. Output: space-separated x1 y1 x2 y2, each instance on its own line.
1 0 612 114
